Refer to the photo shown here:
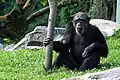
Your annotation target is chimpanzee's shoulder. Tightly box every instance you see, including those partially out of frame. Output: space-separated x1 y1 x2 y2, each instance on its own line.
89 24 100 31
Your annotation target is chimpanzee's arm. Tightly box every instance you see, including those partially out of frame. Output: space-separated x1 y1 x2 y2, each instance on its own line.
92 27 108 57
82 43 96 58
82 27 108 58
53 21 73 52
53 41 70 52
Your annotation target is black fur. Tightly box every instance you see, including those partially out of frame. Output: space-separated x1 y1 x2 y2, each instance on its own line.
44 12 108 71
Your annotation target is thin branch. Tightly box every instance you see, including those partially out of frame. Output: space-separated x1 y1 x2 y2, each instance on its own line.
27 0 78 22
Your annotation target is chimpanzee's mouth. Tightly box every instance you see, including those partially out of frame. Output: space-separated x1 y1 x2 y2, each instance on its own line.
77 28 82 33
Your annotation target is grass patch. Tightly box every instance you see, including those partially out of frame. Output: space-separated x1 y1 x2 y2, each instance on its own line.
1 30 120 80
0 49 82 80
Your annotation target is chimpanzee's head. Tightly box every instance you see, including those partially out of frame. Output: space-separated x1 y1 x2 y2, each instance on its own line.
71 12 91 35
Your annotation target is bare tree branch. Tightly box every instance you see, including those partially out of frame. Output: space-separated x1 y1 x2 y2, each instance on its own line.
27 0 78 22
0 16 7 21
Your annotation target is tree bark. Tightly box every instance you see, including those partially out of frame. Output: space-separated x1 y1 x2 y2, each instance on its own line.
0 16 7 21
111 0 116 21
44 0 57 71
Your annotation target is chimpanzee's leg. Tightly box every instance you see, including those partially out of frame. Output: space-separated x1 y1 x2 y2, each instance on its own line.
52 51 79 69
52 53 63 68
79 53 100 72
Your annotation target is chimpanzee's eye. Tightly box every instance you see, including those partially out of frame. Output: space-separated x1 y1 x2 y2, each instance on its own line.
75 19 85 24
74 19 81 23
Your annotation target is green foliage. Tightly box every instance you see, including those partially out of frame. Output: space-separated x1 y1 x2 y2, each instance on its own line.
89 0 106 19
3 38 11 43
39 0 48 6
57 6 70 26
0 0 15 15
0 0 116 41
1 0 6 2
28 13 49 32
1 38 14 47
40 0 47 6
57 1 91 26
0 30 120 79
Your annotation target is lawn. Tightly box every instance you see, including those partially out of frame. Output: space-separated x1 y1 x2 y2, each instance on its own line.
0 31 120 80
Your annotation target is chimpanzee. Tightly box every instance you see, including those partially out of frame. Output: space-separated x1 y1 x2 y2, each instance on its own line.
44 12 108 72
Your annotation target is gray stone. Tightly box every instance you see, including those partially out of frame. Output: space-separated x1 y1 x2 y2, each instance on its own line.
11 26 65 50
90 19 120 37
0 43 4 50
62 67 120 80
4 44 14 51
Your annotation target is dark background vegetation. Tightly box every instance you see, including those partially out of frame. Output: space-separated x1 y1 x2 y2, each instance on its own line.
0 0 116 43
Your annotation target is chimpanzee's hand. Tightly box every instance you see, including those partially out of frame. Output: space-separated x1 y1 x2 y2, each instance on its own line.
82 43 95 58
82 48 91 58
43 38 51 47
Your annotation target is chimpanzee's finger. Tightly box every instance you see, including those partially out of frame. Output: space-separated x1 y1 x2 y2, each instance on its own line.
43 38 51 47
44 38 51 41
82 52 91 58
82 53 86 58
82 51 88 58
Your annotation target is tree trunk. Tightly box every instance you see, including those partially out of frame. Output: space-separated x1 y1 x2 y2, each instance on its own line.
44 0 57 71
111 0 116 21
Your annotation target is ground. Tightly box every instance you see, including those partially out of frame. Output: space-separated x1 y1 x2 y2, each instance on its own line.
0 30 120 80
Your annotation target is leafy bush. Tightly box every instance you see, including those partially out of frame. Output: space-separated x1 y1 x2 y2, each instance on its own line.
89 0 106 19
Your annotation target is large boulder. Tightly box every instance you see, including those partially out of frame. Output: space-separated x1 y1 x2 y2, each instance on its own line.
90 19 120 37
10 26 65 50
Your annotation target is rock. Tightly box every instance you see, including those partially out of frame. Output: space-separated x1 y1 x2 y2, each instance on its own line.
11 26 65 50
27 41 43 46
26 46 42 50
4 44 14 51
90 19 120 37
0 43 4 50
62 67 120 80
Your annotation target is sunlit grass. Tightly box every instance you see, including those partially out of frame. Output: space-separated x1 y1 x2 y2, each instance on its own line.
0 30 120 80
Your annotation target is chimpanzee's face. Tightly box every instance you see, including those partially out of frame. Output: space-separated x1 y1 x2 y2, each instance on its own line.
73 19 88 35
71 12 90 35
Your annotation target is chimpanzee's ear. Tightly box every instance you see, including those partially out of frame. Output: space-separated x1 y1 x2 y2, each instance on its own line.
69 14 74 20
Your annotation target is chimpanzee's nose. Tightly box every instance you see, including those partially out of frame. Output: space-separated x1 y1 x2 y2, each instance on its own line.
77 23 81 26
77 23 82 29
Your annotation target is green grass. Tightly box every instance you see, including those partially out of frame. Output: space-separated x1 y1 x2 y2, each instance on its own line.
1 31 120 80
